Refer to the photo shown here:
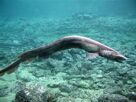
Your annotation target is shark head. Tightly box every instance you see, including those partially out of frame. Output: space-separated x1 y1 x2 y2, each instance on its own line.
99 50 127 63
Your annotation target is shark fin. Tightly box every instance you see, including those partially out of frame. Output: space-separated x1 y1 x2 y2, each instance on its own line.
86 52 99 60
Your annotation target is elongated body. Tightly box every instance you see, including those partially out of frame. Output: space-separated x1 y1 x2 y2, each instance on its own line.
0 35 127 76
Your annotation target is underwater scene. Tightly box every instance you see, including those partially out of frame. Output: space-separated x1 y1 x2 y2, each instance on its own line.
0 0 136 102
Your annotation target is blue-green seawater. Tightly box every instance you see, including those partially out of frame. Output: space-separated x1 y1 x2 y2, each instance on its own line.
0 0 136 102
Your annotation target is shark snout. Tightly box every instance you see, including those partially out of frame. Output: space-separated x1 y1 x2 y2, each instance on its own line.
99 50 127 63
115 54 127 62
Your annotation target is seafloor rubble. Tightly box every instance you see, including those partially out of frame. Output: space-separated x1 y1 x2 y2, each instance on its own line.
0 13 136 102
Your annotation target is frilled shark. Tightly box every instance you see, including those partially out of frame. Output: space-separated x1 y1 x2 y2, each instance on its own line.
0 35 127 76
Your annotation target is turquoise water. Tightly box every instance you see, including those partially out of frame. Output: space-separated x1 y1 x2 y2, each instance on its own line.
0 0 136 102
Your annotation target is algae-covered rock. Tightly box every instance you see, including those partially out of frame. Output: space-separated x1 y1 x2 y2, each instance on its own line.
0 85 8 97
103 87 123 95
58 83 76 93
57 97 93 102
9 81 25 93
69 80 90 89
126 92 136 101
98 94 129 102
16 70 36 82
15 83 56 102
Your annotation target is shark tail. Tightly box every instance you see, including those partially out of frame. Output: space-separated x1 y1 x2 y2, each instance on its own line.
0 58 23 76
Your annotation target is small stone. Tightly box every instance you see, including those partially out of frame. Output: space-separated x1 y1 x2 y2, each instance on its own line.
103 87 122 94
59 83 76 93
70 80 90 89
98 94 129 102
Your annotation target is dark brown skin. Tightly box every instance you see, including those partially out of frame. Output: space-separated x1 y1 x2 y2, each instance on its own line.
18 36 84 60
0 35 127 76
0 59 23 76
0 36 84 76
